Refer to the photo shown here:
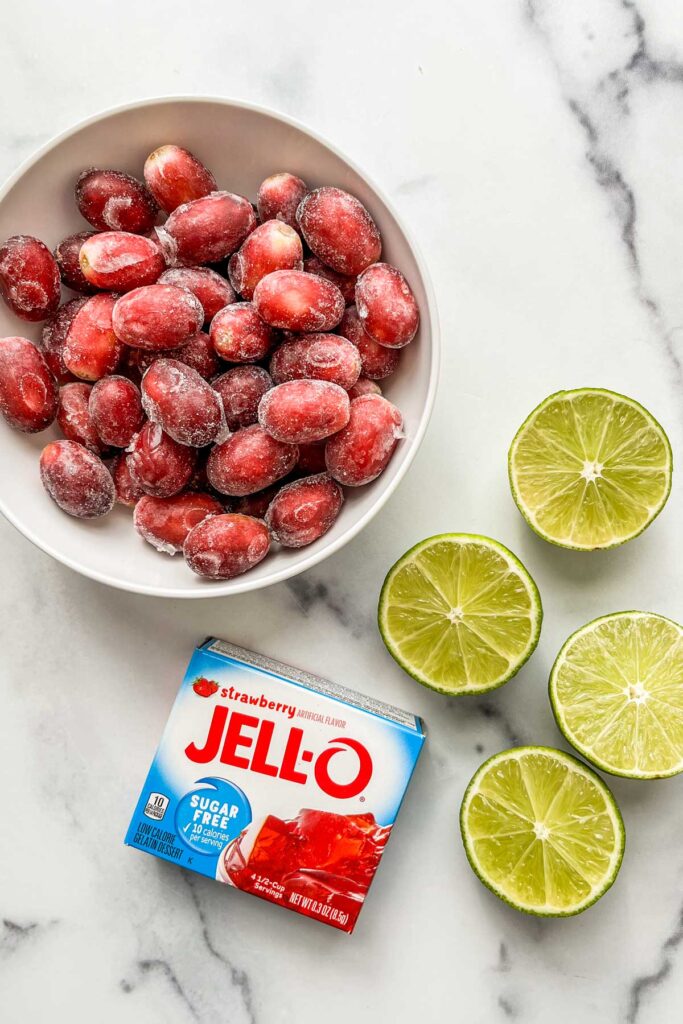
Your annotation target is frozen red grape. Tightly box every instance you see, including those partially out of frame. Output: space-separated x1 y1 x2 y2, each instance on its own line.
111 453 145 506
63 293 123 380
141 358 226 447
184 513 271 580
76 168 158 234
0 235 61 322
209 302 275 363
207 424 298 496
54 231 98 294
253 270 344 332
228 221 303 300
303 256 356 305
0 336 58 432
325 394 403 486
348 376 382 400
143 145 217 213
337 304 399 379
40 440 115 518
232 483 281 519
173 331 220 378
89 375 143 447
259 379 350 444
57 382 105 453
159 191 256 266
212 365 272 431
265 473 343 548
297 187 381 276
157 266 235 323
296 441 326 474
41 299 87 384
256 172 308 229
112 284 203 350
134 491 223 553
269 333 361 390
355 263 419 348
79 231 165 292
127 421 196 497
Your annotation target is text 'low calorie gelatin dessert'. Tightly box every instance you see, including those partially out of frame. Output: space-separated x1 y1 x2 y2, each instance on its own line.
125 639 425 932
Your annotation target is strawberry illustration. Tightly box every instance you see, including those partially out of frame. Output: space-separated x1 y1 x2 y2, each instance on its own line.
192 677 219 698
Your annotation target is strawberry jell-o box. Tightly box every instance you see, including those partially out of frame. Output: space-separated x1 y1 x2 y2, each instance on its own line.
125 639 425 933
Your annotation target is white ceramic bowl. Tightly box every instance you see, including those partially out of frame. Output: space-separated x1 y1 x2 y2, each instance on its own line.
0 97 439 597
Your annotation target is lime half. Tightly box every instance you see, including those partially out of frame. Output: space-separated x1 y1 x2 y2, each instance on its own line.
550 611 683 779
378 534 542 695
508 388 672 550
460 746 625 916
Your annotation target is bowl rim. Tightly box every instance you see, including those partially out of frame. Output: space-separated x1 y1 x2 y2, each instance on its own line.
0 95 441 598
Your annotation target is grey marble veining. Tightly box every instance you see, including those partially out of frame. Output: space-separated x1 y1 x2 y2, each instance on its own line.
1 1 683 1022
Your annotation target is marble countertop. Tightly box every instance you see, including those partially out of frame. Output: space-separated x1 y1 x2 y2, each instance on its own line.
2 1 683 1021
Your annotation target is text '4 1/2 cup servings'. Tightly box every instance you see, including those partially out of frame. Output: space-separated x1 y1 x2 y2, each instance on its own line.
125 639 425 933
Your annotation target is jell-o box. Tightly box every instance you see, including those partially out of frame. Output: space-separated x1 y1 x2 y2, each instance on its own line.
125 638 425 933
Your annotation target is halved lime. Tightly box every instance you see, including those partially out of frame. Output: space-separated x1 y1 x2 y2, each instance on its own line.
378 534 542 695
508 388 672 550
550 611 683 779
460 746 625 916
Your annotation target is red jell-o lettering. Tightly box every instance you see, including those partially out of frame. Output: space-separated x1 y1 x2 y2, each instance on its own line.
54 231 98 294
63 294 123 381
141 358 226 447
76 168 158 234
228 220 303 300
355 262 419 349
111 453 145 507
144 145 217 213
134 491 224 554
297 186 382 276
89 375 144 448
159 191 257 266
127 421 197 498
256 172 308 230
265 473 343 548
112 284 203 350
183 513 271 579
258 379 350 444
269 333 361 390
212 365 272 431
0 336 58 433
209 302 275 363
303 256 356 305
337 304 399 380
325 394 403 486
41 299 87 384
157 266 235 323
0 235 61 322
79 231 165 292
40 440 115 518
57 382 106 453
253 270 344 333
207 424 298 496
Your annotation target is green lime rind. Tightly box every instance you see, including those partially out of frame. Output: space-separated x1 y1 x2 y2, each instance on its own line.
508 388 673 551
378 533 542 696
459 745 625 917
549 610 683 780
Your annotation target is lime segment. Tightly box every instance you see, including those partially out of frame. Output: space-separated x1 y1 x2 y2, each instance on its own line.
378 534 542 695
460 746 625 915
550 611 683 778
508 389 672 550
